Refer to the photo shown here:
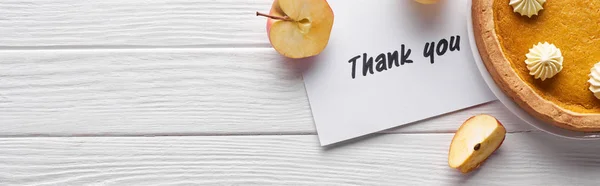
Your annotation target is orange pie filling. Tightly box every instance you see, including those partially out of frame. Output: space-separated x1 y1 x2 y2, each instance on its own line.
493 0 600 113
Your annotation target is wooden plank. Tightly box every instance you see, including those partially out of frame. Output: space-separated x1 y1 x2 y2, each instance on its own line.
1 133 598 185
0 49 532 136
0 0 271 47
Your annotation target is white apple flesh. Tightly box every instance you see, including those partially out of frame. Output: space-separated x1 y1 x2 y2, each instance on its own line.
448 114 506 173
258 0 334 59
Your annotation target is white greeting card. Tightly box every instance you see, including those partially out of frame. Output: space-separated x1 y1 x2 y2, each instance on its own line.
303 0 495 146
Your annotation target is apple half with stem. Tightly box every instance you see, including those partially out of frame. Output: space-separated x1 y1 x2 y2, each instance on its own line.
256 0 334 59
448 114 506 173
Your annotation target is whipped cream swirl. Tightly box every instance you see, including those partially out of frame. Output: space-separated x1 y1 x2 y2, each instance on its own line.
525 42 563 81
589 63 600 100
509 0 546 18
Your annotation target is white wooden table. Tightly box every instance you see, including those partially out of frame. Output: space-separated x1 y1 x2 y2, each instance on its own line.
2 0 600 185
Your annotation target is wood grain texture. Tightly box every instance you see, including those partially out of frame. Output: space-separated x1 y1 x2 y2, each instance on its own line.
0 0 271 47
2 133 599 185
0 49 533 136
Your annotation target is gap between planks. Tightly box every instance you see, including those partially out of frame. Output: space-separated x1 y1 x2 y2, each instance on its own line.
0 44 273 51
0 130 539 138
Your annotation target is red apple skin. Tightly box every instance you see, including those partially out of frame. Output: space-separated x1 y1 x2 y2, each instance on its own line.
449 115 506 174
265 1 278 45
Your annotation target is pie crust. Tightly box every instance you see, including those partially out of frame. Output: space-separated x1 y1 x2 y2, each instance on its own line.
472 0 600 131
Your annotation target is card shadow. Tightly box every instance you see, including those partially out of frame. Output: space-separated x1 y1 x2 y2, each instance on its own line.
321 131 385 151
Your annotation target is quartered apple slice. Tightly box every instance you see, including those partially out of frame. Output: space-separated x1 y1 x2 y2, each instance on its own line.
448 114 506 173
257 0 334 59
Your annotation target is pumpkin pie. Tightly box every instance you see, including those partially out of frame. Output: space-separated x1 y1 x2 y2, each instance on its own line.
472 0 600 131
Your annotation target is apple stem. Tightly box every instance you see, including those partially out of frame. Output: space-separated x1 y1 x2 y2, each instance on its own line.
256 12 293 21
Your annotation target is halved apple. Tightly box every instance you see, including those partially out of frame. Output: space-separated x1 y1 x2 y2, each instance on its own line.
448 114 506 173
257 0 334 59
